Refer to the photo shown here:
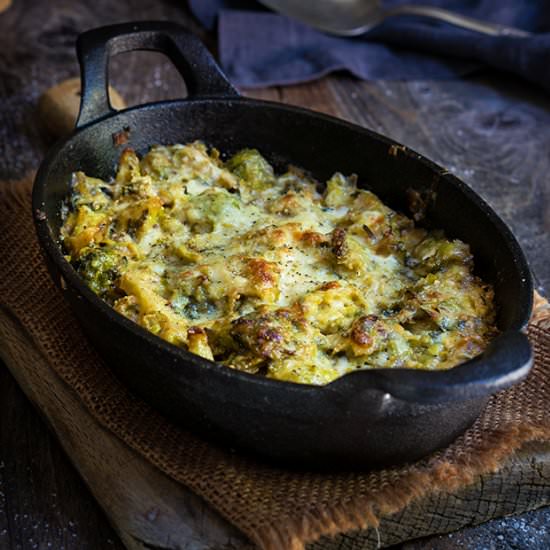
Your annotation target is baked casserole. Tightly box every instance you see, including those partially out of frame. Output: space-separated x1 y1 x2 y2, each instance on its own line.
61 142 497 384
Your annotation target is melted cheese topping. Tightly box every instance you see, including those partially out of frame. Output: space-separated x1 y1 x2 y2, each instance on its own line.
61 142 497 385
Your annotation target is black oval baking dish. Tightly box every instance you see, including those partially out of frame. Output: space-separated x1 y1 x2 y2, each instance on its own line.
32 22 533 467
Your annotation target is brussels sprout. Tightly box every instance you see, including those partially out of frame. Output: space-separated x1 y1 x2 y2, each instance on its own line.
185 189 241 231
226 149 275 190
323 173 356 208
231 308 310 361
412 236 472 275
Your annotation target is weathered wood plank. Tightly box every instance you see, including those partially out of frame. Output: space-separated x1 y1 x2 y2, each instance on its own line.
0 308 252 550
0 369 125 550
397 505 550 549
310 441 550 549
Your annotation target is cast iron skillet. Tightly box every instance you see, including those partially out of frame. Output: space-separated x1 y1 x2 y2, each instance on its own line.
33 21 533 467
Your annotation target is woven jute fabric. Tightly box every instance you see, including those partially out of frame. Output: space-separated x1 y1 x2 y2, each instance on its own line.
1 176 549 550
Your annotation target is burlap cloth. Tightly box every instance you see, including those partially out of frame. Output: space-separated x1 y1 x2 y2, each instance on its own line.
1 176 549 550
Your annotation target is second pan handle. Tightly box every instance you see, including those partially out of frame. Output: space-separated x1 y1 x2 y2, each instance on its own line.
76 21 238 128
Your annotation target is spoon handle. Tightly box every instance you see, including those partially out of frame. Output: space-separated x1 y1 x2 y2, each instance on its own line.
387 5 531 37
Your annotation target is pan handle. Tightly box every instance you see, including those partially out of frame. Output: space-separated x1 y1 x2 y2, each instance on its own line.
76 21 238 129
328 330 533 405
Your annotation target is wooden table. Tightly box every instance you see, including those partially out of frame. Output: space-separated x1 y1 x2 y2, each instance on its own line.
0 1 549 548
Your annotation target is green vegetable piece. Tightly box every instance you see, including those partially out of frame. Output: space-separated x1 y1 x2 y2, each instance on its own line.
412 236 472 275
226 149 275 190
77 246 124 299
186 190 241 230
323 173 356 208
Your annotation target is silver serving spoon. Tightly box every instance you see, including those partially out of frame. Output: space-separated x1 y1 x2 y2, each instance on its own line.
258 0 531 37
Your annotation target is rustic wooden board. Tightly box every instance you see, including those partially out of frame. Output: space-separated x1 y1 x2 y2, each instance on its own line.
312 440 550 549
1 305 549 550
0 307 252 550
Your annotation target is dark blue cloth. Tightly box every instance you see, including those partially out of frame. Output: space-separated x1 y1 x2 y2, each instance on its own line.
188 0 550 91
